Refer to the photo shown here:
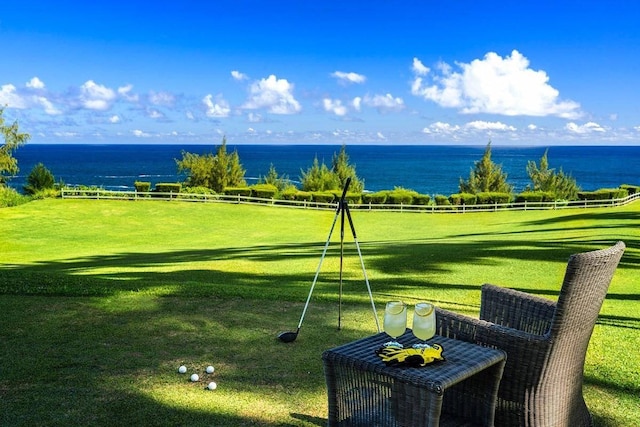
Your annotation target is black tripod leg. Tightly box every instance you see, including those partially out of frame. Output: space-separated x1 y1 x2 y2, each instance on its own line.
345 204 381 332
338 200 345 330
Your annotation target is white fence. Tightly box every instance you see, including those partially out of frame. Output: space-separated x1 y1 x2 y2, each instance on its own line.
60 188 640 213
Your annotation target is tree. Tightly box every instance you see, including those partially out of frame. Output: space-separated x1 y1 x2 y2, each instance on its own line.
459 142 512 194
259 163 292 192
176 136 246 193
1 108 31 185
300 156 339 191
331 144 364 192
527 149 580 200
24 163 55 195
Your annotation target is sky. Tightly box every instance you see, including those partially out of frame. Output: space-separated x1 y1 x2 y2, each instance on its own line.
1 0 639 145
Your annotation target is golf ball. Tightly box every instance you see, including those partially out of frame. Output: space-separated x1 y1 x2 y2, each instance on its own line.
207 381 217 390
190 374 199 382
178 365 187 374
206 365 215 374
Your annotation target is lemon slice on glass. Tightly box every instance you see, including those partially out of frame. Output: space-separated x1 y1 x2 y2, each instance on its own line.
386 301 406 315
415 302 434 316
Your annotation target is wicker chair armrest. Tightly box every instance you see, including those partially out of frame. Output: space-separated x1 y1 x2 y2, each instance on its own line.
480 284 556 335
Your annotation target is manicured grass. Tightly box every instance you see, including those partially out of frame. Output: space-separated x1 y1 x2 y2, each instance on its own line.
1 199 639 426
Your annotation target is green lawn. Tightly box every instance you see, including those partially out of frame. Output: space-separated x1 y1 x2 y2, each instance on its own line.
1 199 638 426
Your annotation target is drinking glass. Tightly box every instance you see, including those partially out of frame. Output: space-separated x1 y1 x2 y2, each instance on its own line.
383 301 407 346
412 302 436 346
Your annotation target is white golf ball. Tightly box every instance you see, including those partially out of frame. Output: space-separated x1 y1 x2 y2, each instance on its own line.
178 365 187 374
190 373 199 382
207 381 217 390
206 365 215 374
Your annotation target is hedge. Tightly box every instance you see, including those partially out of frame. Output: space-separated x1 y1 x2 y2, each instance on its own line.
620 184 640 195
476 192 512 204
224 187 252 197
514 191 554 203
578 188 628 200
449 193 477 205
134 181 151 192
311 192 335 203
154 183 182 193
250 184 277 199
386 188 419 205
362 191 388 204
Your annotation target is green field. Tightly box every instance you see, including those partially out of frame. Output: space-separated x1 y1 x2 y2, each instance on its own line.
1 199 638 426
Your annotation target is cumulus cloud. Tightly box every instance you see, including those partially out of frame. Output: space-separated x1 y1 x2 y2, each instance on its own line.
352 97 362 111
411 50 582 119
149 91 175 107
243 75 301 114
412 58 429 76
118 84 139 102
231 70 248 81
132 129 152 137
331 71 366 84
0 78 61 115
565 122 605 134
422 122 461 134
322 98 348 116
203 94 231 118
363 93 405 112
79 80 116 110
26 77 45 89
465 120 516 131
109 115 121 124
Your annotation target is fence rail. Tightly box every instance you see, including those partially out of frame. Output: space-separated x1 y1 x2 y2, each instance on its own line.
60 188 640 213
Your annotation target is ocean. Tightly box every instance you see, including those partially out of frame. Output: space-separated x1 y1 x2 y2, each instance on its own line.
9 144 640 196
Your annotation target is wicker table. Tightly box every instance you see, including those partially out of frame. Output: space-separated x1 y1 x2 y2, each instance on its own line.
322 331 506 427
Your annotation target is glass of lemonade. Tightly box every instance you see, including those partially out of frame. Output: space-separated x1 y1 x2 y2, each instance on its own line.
383 301 407 346
412 302 436 344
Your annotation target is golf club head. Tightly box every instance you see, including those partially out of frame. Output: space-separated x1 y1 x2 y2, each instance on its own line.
277 330 299 343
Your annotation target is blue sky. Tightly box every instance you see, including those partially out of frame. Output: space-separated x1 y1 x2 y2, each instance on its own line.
1 0 639 145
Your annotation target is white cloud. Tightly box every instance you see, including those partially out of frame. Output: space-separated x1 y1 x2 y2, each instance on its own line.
465 120 516 131
422 122 461 134
79 80 116 110
132 129 152 137
109 115 121 123
363 93 405 112
26 77 45 89
0 84 27 108
376 132 386 140
352 97 362 111
331 71 366 84
149 91 175 107
118 84 139 102
37 97 61 115
411 50 582 119
203 94 231 117
322 98 348 116
231 70 248 81
527 124 538 130
243 75 301 114
565 122 605 134
412 58 429 76
247 112 264 123
147 109 165 119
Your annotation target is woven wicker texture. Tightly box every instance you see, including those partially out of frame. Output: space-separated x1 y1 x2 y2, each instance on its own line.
436 241 625 427
323 332 506 426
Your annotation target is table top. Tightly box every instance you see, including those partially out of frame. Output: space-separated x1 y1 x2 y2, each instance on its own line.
322 330 506 394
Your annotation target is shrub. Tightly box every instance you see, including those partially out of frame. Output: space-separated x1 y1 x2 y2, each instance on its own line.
514 191 554 203
0 186 29 207
412 194 431 205
294 191 313 202
449 193 477 206
620 184 640 195
311 192 335 203
134 181 151 192
224 187 252 197
362 191 387 205
386 187 419 205
154 183 182 193
23 163 55 195
476 192 512 205
578 188 628 200
250 184 277 199
434 195 451 206
29 188 60 200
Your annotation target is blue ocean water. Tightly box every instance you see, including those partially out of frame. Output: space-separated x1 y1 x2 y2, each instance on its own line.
9 144 640 196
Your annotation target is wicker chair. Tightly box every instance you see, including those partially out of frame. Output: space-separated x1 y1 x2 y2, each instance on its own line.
435 241 625 427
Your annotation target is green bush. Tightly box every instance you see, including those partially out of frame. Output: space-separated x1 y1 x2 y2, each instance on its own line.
23 163 55 195
311 192 335 203
578 188 628 200
224 187 252 197
29 188 60 200
293 191 313 202
476 192 511 205
250 184 277 199
362 191 388 204
515 191 554 203
386 188 418 205
434 195 451 206
154 183 182 193
134 181 151 192
0 186 30 207
449 193 477 205
620 184 640 195
412 194 431 205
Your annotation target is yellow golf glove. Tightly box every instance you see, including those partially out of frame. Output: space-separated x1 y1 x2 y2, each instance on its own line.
376 344 445 367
